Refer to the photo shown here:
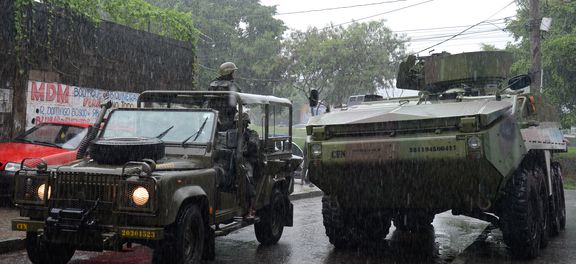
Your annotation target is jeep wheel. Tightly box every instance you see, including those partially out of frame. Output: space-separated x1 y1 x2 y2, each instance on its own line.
26 232 75 264
500 163 547 259
322 195 353 249
549 162 566 236
393 211 435 232
255 189 286 245
153 204 205 264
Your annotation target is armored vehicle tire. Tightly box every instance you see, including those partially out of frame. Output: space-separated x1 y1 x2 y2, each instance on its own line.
26 232 75 264
152 204 205 264
549 162 566 236
393 211 435 232
255 189 287 245
322 195 354 249
500 164 548 259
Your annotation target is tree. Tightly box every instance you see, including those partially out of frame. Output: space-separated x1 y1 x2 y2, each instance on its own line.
284 21 407 105
506 0 576 127
145 0 286 94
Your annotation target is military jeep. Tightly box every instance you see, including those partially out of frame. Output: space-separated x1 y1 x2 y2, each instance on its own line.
12 90 301 264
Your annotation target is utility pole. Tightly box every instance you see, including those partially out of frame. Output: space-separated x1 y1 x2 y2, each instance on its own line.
529 0 542 93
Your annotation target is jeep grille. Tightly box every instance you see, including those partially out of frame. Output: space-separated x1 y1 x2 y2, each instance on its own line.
50 171 121 210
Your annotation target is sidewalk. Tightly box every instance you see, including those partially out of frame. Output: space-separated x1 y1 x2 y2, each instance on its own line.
0 180 322 254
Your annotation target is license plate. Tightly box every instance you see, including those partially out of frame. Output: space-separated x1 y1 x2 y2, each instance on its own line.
120 229 159 239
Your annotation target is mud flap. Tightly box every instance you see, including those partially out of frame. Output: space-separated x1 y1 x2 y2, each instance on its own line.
285 201 294 227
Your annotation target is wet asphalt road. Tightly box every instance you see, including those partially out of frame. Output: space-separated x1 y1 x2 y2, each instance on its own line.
1 191 575 264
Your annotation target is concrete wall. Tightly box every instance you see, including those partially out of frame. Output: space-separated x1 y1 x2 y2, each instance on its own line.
0 0 195 141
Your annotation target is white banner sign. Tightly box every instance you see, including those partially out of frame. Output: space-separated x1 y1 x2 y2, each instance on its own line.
26 81 138 130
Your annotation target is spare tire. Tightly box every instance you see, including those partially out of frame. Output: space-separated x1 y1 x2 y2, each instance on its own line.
90 137 165 165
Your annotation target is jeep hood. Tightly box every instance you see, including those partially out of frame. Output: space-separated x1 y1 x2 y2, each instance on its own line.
308 99 512 128
55 158 210 174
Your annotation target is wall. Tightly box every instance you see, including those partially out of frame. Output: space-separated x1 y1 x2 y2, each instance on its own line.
0 0 195 141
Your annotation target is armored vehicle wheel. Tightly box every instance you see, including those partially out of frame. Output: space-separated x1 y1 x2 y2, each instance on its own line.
26 232 75 264
322 195 354 249
393 211 435 232
549 162 566 236
152 204 205 264
255 189 287 245
500 163 547 259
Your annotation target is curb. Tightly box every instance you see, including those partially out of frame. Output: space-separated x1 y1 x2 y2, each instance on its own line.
0 237 25 255
289 189 323 201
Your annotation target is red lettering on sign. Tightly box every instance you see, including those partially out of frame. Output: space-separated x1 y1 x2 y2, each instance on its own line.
57 84 70 104
46 83 57 101
83 97 101 107
31 81 45 101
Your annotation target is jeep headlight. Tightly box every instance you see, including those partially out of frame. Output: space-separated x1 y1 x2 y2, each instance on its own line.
4 162 21 172
37 184 51 201
467 136 482 150
132 186 150 206
311 143 322 158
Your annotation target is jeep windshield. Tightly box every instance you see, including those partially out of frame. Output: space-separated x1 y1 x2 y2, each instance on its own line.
101 109 216 145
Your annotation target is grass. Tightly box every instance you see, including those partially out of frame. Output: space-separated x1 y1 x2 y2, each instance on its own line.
564 177 576 190
250 125 307 149
558 147 576 159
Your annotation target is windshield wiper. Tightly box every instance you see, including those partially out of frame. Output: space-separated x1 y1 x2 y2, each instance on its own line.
34 141 61 148
14 138 33 143
181 117 209 146
155 126 174 139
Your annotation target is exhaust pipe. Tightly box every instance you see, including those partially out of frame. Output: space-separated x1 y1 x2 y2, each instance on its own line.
76 101 113 159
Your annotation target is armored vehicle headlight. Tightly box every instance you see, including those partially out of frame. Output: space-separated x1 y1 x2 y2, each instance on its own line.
37 184 51 201
311 143 322 158
467 136 482 150
132 186 150 206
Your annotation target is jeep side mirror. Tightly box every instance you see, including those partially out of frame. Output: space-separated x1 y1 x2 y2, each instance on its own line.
309 89 319 107
508 75 532 90
226 129 238 148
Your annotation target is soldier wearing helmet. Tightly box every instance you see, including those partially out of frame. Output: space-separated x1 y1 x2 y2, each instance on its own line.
210 62 241 92
234 111 260 220
207 62 242 131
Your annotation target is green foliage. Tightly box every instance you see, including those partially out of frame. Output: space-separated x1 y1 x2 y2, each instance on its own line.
284 21 407 105
46 0 198 43
506 0 576 128
480 43 500 51
145 0 286 94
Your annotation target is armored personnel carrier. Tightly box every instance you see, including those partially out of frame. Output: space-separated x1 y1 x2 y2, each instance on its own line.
306 51 567 259
12 90 301 264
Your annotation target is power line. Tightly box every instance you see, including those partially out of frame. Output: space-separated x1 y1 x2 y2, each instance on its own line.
394 18 510 33
275 0 408 16
321 0 435 30
206 0 409 21
413 0 516 54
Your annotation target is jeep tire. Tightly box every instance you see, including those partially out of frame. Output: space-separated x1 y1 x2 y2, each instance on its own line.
153 204 205 264
500 162 548 259
26 232 75 264
255 189 286 245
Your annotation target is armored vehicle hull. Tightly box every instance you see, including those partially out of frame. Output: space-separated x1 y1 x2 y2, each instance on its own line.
307 51 567 258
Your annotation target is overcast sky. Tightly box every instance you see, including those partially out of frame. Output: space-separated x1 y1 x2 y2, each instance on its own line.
260 0 519 56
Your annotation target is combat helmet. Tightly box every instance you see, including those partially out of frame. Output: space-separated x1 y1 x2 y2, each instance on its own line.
234 112 251 124
219 62 238 76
